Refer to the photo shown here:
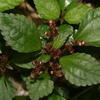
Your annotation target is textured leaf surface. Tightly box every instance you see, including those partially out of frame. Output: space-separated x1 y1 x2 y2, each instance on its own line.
33 0 60 20
26 75 54 100
0 77 16 100
0 0 24 12
64 3 91 24
60 53 100 86
48 94 66 100
57 0 71 10
0 13 41 53
74 8 100 47
53 24 73 48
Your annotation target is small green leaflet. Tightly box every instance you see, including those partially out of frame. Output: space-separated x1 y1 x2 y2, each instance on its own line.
26 75 54 100
0 76 16 100
60 53 100 86
0 13 41 53
48 94 66 100
36 54 51 63
74 8 100 47
53 24 73 49
15 61 34 69
0 0 24 12
64 2 91 24
33 0 60 20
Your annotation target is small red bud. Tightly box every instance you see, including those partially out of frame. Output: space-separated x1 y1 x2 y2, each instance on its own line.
48 20 53 24
54 71 63 77
32 61 36 65
79 41 85 46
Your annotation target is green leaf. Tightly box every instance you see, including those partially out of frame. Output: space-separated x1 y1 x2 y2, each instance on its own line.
26 75 54 100
48 94 66 100
74 8 100 47
57 0 72 10
0 0 24 12
60 53 100 86
36 54 51 63
0 77 16 100
33 0 60 20
0 13 41 53
53 24 73 49
15 61 34 69
64 3 91 24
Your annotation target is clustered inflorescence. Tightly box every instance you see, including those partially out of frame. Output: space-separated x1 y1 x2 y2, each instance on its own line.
30 20 85 79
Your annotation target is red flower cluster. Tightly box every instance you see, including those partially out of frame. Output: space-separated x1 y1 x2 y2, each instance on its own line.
44 43 62 60
71 40 85 46
31 60 63 78
45 20 58 38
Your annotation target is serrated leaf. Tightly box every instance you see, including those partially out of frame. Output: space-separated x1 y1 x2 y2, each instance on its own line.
33 0 60 20
0 77 16 100
64 3 91 24
60 53 100 86
26 75 54 100
53 24 73 49
0 13 41 53
48 94 66 100
0 0 24 12
74 8 100 47
57 0 72 10
36 54 51 63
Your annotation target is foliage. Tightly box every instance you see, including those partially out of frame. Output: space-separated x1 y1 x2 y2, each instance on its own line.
0 0 100 100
